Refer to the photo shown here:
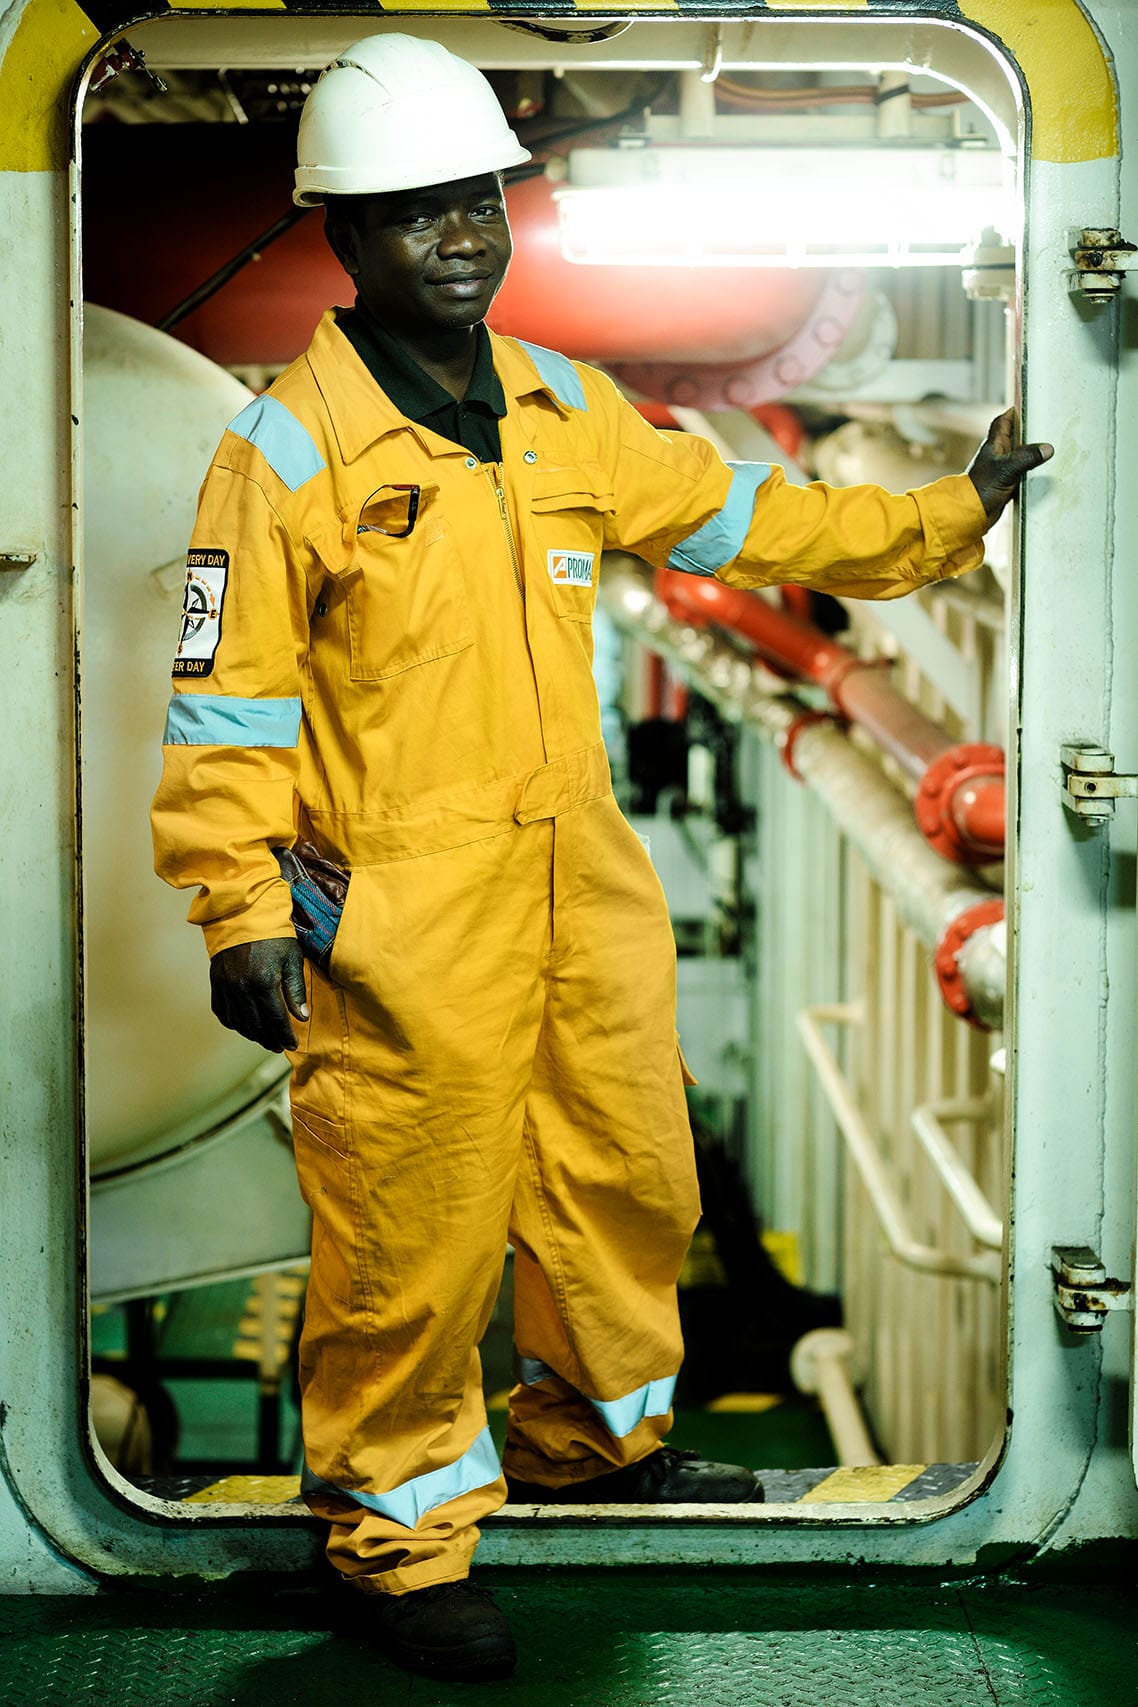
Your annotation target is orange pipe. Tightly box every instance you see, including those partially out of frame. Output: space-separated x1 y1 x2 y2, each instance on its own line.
654 567 1005 865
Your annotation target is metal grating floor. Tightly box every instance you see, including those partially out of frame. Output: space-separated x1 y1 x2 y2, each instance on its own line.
1 1573 1133 1705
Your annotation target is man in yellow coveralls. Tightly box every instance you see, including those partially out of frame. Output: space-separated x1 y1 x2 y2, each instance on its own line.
151 32 1051 1683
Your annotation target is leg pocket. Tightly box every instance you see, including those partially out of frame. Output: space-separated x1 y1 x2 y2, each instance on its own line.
292 1107 356 1310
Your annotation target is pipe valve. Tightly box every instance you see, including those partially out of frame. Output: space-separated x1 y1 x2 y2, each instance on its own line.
915 744 1005 865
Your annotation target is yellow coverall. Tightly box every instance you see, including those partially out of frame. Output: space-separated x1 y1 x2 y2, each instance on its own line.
152 310 986 1592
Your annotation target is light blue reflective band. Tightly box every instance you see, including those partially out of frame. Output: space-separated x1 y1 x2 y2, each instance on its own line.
227 395 325 492
517 340 588 412
163 694 303 748
517 1359 676 1439
667 462 773 577
519 1356 559 1387
591 1375 677 1439
301 1426 501 1527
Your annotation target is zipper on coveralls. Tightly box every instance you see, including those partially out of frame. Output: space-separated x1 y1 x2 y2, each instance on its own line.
487 465 524 598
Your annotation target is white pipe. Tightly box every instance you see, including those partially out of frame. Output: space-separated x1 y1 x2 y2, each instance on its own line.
679 66 716 135
910 1100 1004 1250
796 1004 1002 1284
790 1329 880 1467
875 70 912 139
955 914 1007 1032
926 576 1006 631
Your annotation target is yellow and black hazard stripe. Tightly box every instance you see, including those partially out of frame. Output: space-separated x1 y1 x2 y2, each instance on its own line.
74 0 971 33
1 0 1118 177
159 1460 977 1507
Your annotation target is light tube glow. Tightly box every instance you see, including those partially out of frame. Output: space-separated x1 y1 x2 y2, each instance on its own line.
556 146 1014 269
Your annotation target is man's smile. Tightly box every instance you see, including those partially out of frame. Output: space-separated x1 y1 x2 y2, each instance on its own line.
430 273 492 297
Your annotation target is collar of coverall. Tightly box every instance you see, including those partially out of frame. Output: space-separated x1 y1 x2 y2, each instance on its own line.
335 301 507 434
305 308 576 466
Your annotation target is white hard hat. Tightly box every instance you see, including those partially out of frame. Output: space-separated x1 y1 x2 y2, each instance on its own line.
294 34 532 207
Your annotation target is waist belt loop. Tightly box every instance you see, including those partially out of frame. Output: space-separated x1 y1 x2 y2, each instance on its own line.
514 759 561 824
514 745 613 824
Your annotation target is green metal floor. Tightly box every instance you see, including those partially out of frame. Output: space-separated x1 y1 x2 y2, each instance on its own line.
1 1574 1133 1705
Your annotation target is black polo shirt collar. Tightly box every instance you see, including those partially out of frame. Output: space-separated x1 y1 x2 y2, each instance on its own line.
334 301 505 464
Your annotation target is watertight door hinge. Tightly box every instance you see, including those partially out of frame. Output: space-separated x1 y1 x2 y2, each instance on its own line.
88 41 167 97
1060 742 1138 825
1051 1246 1133 1332
1069 229 1137 302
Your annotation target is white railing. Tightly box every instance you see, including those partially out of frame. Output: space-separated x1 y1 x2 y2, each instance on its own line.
797 1003 1002 1285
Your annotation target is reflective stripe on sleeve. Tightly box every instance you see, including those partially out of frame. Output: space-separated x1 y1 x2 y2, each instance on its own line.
163 694 303 748
516 340 588 412
667 462 772 577
300 1426 501 1527
517 1359 677 1440
227 395 326 492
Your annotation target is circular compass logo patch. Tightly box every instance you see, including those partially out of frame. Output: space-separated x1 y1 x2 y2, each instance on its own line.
173 549 229 678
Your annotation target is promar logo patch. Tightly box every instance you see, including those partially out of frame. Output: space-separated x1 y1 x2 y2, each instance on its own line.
548 549 595 588
173 548 229 678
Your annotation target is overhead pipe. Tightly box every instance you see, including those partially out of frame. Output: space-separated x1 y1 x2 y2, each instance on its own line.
609 269 867 410
602 555 1004 1028
654 565 1005 866
84 130 873 384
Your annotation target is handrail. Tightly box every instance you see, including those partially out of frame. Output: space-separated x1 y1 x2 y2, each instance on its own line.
796 1003 1001 1285
910 1100 1004 1251
790 1329 880 1467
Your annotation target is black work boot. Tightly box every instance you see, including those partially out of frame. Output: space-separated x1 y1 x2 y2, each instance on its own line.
505 1445 763 1503
364 1579 516 1681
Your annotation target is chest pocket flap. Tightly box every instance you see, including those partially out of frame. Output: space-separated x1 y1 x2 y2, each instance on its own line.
530 461 616 517
307 484 471 681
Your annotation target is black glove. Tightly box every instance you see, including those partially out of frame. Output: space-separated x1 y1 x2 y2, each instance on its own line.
210 936 308 1053
967 407 1053 527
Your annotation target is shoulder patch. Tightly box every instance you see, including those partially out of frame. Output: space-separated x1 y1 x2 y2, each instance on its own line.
173 548 229 678
227 395 326 492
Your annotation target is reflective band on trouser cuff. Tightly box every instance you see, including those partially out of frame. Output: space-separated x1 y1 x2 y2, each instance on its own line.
666 461 772 577
518 1356 559 1387
301 1426 501 1527
227 395 326 492
518 1360 678 1440
516 340 588 413
163 694 303 747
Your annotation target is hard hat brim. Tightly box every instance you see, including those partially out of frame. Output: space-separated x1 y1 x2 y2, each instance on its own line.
294 140 532 207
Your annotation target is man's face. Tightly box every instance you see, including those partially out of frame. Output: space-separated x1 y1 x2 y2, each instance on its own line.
334 174 512 339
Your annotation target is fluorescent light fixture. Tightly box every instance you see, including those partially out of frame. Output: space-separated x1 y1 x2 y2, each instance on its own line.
556 146 1014 269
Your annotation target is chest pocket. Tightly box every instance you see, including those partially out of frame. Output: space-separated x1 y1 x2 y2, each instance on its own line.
313 484 473 682
530 464 615 624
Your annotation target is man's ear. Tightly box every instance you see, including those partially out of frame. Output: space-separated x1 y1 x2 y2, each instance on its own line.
323 208 360 279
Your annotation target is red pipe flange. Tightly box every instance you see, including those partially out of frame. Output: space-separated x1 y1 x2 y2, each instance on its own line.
779 709 842 780
610 270 867 408
935 899 1005 1028
915 744 1006 865
652 570 1008 865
